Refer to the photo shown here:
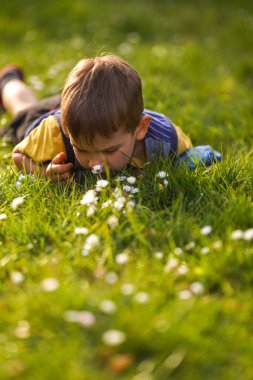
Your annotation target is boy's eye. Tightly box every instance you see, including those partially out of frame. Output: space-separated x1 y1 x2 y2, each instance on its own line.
104 149 117 154
74 146 118 154
74 146 87 153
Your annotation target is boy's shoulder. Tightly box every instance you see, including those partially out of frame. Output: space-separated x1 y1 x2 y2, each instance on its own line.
143 109 175 134
24 107 61 137
143 108 178 154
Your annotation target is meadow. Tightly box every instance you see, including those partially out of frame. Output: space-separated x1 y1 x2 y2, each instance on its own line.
1 0 253 379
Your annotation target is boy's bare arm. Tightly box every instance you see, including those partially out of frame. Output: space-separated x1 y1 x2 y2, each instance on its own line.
12 145 47 175
12 147 73 181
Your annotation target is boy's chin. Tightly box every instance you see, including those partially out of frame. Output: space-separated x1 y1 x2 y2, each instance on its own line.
99 165 130 177
77 162 129 175
101 168 123 177
102 163 129 173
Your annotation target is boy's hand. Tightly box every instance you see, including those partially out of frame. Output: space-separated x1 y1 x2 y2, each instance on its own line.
46 152 74 181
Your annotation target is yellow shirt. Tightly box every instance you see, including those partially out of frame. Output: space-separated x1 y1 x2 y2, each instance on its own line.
17 116 66 163
174 125 193 155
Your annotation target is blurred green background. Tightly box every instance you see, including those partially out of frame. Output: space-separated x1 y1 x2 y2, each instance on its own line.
1 0 253 151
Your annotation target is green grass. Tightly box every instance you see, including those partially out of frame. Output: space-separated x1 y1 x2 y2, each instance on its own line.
1 0 253 379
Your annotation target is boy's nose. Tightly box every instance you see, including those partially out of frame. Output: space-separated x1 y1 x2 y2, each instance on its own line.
88 157 103 169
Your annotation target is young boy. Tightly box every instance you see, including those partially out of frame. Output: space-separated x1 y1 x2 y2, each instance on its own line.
0 55 220 181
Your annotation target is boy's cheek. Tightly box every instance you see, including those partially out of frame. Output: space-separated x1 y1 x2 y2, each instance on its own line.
109 158 129 171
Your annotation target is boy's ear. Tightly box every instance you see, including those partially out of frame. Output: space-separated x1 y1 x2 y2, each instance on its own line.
135 115 151 141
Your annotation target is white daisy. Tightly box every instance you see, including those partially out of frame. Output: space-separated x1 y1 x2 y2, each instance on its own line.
91 164 103 174
41 278 59 292
99 300 117 314
200 225 212 236
127 176 136 184
154 251 163 259
95 179 109 191
86 205 96 217
178 289 192 300
122 185 132 192
11 197 24 210
0 213 7 220
231 229 244 240
82 234 99 256
10 271 24 284
115 252 129 264
104 272 118 284
189 281 204 295
107 215 119 228
80 190 97 206
200 247 210 255
74 227 88 235
64 310 95 327
177 264 188 275
101 200 112 208
134 292 149 304
14 320 30 339
102 329 126 346
121 283 135 295
243 228 253 241
164 257 179 272
157 171 167 178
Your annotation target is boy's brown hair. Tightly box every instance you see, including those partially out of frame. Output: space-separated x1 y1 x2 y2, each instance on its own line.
61 55 144 145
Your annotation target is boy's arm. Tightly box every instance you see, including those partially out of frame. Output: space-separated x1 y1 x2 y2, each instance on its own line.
12 146 73 181
12 145 47 175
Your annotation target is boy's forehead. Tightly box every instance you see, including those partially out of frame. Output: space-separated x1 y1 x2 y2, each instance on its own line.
70 130 132 151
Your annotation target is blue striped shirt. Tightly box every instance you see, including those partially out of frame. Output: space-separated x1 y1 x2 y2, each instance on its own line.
143 109 178 161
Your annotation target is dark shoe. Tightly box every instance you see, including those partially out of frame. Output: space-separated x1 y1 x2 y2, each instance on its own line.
0 64 24 111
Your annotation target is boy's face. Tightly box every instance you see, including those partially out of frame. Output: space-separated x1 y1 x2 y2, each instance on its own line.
70 129 139 171
69 115 150 172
